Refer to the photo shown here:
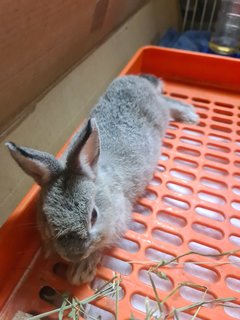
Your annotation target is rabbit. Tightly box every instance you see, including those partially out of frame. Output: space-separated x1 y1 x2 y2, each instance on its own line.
5 74 199 285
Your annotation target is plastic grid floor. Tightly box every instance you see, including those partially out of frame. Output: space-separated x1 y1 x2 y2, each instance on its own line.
1 49 240 320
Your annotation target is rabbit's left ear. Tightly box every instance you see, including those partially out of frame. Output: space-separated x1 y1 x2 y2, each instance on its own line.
66 118 100 179
5 142 62 185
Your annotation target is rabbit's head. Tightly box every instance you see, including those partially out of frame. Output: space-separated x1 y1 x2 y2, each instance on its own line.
6 119 102 262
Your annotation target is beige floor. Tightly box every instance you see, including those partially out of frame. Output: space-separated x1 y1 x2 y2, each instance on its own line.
0 0 179 226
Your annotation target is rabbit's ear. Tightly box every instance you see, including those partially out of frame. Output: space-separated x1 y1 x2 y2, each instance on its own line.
5 142 62 185
66 118 100 178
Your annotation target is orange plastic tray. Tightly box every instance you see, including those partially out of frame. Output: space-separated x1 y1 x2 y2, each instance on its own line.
0 47 240 319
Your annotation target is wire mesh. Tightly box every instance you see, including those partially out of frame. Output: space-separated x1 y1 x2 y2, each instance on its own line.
180 0 219 31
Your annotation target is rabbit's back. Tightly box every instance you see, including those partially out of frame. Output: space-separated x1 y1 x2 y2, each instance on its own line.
90 75 169 201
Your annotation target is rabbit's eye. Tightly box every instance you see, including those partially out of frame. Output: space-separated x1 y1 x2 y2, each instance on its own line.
91 208 97 226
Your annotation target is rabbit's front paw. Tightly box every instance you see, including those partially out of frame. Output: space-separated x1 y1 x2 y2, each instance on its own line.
67 252 101 285
67 262 95 285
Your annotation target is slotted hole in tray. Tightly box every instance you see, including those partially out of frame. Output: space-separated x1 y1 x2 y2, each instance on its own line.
197 121 206 128
115 237 139 253
129 220 147 234
188 241 221 259
198 112 208 119
174 157 198 169
233 173 240 181
84 304 115 320
163 142 173 150
210 124 232 133
91 277 125 300
231 201 240 211
192 97 210 104
234 161 240 168
205 153 229 164
192 222 224 240
138 269 173 291
208 133 231 143
214 101 234 109
225 276 240 293
224 302 240 320
166 181 193 195
157 211 187 227
195 206 225 222
213 108 234 116
199 121 208 127
156 164 166 172
39 286 63 307
165 132 176 139
180 137 202 146
101 255 132 275
198 191 226 205
170 169 196 181
142 189 157 201
200 177 227 190
168 123 179 130
184 261 219 282
180 286 215 306
152 228 183 246
228 255 240 268
230 217 240 228
229 234 240 246
131 294 166 318
160 153 169 161
212 116 233 125
234 147 240 160
177 146 201 157
52 262 68 278
133 203 151 216
202 164 228 177
182 127 204 136
149 176 162 186
145 247 176 266
207 143 230 153
170 92 188 99
162 195 190 210
235 150 240 157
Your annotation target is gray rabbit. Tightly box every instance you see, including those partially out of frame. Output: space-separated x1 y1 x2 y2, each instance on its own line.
6 75 199 284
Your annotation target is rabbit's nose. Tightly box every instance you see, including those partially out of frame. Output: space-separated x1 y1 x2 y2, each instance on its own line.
57 232 89 262
58 232 88 251
61 232 79 241
58 232 83 244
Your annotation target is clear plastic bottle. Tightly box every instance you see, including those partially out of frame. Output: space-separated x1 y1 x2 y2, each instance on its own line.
209 0 240 55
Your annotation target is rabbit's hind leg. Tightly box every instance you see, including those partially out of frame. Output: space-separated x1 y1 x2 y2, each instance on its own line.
164 96 199 125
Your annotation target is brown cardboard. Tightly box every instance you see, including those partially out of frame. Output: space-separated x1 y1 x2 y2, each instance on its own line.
0 0 145 135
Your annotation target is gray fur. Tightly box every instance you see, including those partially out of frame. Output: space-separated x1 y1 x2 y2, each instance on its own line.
5 75 199 284
139 73 160 87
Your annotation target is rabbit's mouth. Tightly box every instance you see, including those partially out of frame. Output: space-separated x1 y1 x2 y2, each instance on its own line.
53 234 91 262
58 250 91 263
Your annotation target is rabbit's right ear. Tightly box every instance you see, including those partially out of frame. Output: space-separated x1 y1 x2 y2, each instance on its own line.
66 118 100 179
5 142 62 185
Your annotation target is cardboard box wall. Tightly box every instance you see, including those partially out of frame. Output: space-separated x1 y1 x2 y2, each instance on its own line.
0 0 145 135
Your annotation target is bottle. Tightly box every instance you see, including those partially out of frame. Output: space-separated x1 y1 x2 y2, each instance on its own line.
209 0 240 55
